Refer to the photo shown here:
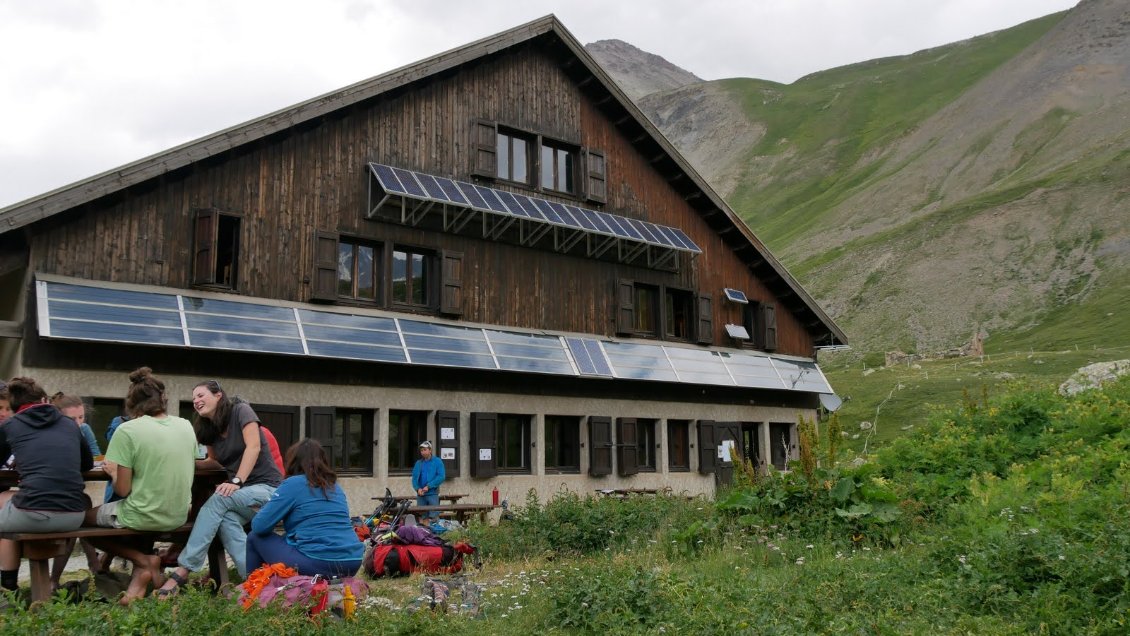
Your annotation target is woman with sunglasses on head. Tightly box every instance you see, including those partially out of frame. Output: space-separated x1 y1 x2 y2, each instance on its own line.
246 439 363 578
156 379 280 597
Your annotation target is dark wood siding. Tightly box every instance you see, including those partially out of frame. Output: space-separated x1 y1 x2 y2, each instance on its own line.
27 45 815 356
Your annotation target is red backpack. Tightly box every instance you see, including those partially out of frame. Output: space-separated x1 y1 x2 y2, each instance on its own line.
366 541 476 578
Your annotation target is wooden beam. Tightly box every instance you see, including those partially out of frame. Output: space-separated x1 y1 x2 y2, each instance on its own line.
0 321 22 339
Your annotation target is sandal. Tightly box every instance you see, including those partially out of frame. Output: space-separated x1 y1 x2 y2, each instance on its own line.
154 571 188 599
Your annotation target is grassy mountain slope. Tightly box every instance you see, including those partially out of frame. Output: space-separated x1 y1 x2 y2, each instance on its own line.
639 0 1130 355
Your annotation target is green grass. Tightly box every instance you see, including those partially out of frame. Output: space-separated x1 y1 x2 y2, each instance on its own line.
8 378 1129 633
721 12 1067 248
822 345 1130 453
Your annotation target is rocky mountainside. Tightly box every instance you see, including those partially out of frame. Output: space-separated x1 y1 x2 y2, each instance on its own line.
592 0 1130 356
586 39 703 101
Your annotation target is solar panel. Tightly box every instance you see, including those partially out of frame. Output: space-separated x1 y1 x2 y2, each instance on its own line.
595 212 638 240
370 164 409 196
529 199 563 225
583 339 613 376
371 164 700 255
49 320 186 346
390 167 427 198
668 228 702 253
666 347 734 386
454 181 490 211
493 190 530 218
626 218 661 244
653 225 687 250
566 205 600 231
548 202 582 228
473 185 511 215
578 208 612 234
510 193 546 221
434 176 470 206
40 279 829 395
602 341 677 381
724 324 751 339
639 221 674 247
414 173 450 202
723 288 749 304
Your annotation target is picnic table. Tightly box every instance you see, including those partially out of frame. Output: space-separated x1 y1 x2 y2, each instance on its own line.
406 503 498 524
0 467 227 602
595 487 672 500
371 493 468 505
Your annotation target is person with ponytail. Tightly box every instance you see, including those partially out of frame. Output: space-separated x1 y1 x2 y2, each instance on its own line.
84 367 197 604
0 377 93 593
156 379 280 596
246 439 363 578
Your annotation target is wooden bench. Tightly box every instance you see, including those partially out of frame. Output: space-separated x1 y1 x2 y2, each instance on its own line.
0 524 229 603
406 503 497 524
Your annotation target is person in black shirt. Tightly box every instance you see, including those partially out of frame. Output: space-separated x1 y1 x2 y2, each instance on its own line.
0 377 93 592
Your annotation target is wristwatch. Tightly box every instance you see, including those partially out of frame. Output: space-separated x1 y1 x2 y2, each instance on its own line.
229 477 243 486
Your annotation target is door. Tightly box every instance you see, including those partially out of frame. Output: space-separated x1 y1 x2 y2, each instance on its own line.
740 422 761 470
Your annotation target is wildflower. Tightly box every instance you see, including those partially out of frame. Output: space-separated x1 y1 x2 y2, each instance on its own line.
806 544 814 549
795 557 805 565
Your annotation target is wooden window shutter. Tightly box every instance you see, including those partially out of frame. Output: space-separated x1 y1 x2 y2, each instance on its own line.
615 279 636 336
697 420 716 474
305 406 337 466
588 416 613 476
696 292 713 345
192 208 218 286
436 410 460 476
440 250 464 316
583 149 607 204
763 303 778 351
746 301 762 349
470 119 498 178
615 417 639 477
469 412 498 478
311 231 339 302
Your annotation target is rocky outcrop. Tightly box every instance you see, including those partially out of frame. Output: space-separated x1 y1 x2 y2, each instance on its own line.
1058 360 1130 396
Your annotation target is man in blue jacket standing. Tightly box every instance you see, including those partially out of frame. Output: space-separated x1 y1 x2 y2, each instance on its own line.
412 441 445 518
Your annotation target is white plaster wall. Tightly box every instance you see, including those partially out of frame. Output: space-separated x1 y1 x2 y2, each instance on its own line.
23 364 813 519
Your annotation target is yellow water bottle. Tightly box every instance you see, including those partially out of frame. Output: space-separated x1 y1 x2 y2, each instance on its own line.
342 583 356 620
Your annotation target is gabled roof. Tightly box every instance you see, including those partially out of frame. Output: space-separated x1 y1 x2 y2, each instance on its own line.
0 15 846 346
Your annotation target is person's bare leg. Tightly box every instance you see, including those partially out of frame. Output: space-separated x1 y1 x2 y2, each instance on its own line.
86 539 161 591
49 538 77 589
80 539 101 573
120 565 152 605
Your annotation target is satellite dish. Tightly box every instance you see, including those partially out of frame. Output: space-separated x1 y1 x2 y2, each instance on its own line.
819 393 843 412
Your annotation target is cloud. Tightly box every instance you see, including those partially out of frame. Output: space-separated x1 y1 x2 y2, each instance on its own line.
0 0 1077 208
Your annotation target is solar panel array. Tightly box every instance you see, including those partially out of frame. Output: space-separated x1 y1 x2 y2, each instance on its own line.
37 279 832 395
369 163 701 254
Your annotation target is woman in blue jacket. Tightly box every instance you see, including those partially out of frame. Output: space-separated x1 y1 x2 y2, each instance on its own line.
246 439 363 578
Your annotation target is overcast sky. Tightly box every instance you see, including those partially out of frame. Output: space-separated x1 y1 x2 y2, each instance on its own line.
0 0 1077 209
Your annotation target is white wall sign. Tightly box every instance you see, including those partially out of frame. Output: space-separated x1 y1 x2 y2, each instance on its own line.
440 447 455 460
440 427 456 440
718 440 735 462
479 448 492 461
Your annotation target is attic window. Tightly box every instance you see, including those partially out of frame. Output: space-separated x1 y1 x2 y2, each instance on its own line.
192 208 240 290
